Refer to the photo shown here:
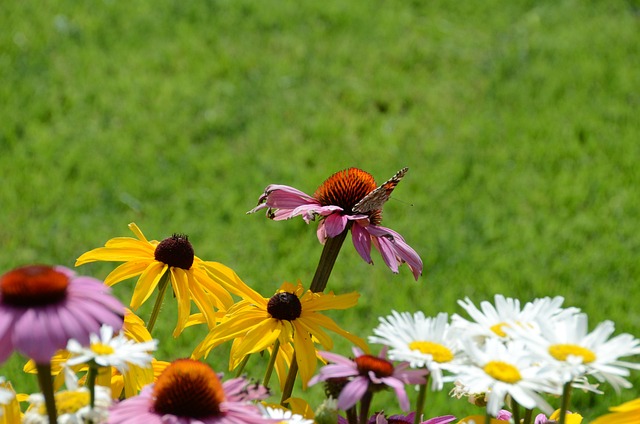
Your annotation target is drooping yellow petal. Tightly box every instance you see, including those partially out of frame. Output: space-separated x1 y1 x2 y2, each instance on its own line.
293 321 318 388
189 282 221 329
0 381 21 424
130 261 167 310
303 290 360 311
295 315 334 351
128 222 150 243
104 260 152 287
192 312 271 359
232 319 284 359
203 261 265 305
301 312 368 352
192 265 233 309
75 239 153 266
122 363 154 398
170 267 192 337
123 310 152 342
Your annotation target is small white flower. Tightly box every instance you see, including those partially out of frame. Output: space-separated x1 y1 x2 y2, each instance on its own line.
451 295 578 343
66 324 157 372
455 338 559 416
508 312 640 392
369 311 463 391
260 406 314 424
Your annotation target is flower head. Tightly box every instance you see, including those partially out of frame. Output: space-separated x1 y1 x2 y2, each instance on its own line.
508 312 640 392
192 278 367 387
66 324 157 373
108 359 274 424
260 406 314 424
248 168 422 280
366 412 457 424
454 338 557 417
309 347 428 411
369 311 463 391
0 265 124 364
75 223 235 336
591 397 640 424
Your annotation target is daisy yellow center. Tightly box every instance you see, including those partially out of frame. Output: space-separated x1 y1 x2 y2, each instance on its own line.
408 341 454 363
91 343 115 356
153 359 225 418
154 234 195 270
267 292 302 321
313 168 382 224
36 390 89 415
548 344 596 363
0 265 69 307
483 360 522 383
355 354 394 378
490 322 510 338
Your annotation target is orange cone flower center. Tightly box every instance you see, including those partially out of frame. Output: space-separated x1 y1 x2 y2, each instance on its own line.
267 292 302 321
314 168 382 224
154 234 195 270
355 354 394 379
0 265 69 307
153 359 225 418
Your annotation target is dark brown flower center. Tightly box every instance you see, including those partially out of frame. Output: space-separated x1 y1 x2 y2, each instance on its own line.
154 234 194 270
152 359 225 418
355 354 394 379
0 265 69 307
266 292 302 321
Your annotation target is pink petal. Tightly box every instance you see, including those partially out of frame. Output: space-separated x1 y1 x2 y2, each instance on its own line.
337 376 369 410
351 223 373 264
323 213 348 238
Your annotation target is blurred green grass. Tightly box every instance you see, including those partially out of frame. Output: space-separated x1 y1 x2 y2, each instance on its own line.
2 0 639 419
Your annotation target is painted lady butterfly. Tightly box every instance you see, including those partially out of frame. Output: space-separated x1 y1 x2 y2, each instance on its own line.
352 167 408 213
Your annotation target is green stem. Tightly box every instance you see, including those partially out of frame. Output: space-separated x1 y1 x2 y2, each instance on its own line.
413 376 429 424
280 353 298 406
35 363 57 424
309 227 349 293
558 381 573 424
523 408 533 424
86 364 98 409
485 412 492 424
281 228 349 404
146 271 171 334
511 398 520 424
235 354 251 378
346 406 358 424
358 391 373 424
263 339 281 389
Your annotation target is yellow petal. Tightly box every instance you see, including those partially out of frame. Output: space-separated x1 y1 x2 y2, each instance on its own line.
104 260 152 286
123 310 152 342
233 319 283 358
192 266 233 309
130 261 167 310
128 222 149 243
203 261 265 305
301 312 368 352
170 268 192 337
304 290 360 311
293 322 318 388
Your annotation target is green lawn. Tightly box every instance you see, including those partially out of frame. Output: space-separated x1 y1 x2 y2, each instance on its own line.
2 0 639 420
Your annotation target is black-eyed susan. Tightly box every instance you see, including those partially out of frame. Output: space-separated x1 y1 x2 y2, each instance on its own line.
75 223 235 336
192 276 367 388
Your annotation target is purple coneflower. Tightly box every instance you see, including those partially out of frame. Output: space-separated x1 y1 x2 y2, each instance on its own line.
108 358 276 424
248 168 422 280
0 265 124 364
309 347 428 412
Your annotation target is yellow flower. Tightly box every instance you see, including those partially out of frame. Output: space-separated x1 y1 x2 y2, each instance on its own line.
591 398 640 424
0 380 21 424
75 223 235 336
192 275 367 388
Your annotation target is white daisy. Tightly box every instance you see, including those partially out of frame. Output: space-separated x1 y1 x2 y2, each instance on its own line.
451 295 579 343
23 367 111 424
260 405 314 424
507 312 640 393
454 338 559 417
0 377 14 407
66 324 157 373
369 311 463 391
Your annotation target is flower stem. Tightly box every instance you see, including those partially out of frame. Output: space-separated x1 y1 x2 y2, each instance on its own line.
146 270 171 334
235 354 251 378
511 398 521 424
358 391 373 424
346 406 358 424
558 381 573 424
35 363 57 424
309 227 349 293
523 408 533 424
87 364 98 409
263 339 281 389
485 412 491 424
413 376 429 424
281 228 349 404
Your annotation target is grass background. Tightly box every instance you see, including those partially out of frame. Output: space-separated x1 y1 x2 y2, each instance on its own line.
2 0 639 420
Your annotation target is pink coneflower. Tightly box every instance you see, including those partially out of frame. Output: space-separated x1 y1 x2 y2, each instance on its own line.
108 359 276 424
0 265 125 364
309 347 428 411
248 168 422 280
366 412 457 424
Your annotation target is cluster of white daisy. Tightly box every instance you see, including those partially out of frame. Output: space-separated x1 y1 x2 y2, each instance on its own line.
369 295 640 417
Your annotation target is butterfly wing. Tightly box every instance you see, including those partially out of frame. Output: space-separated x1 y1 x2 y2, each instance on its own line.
352 167 408 213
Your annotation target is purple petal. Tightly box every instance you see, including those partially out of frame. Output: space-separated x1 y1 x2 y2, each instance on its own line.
380 376 411 411
422 416 457 424
323 213 349 238
338 376 369 410
351 223 373 264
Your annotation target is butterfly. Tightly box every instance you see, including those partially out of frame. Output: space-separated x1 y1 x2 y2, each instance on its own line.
352 167 408 213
